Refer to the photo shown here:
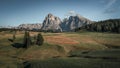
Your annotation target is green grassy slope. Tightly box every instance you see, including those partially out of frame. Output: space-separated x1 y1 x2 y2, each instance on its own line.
24 58 120 68
0 31 120 68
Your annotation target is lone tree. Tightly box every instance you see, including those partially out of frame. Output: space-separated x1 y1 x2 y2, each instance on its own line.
36 33 44 46
23 31 32 48
13 30 16 42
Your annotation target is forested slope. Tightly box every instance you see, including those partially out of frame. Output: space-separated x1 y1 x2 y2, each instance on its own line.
75 19 120 33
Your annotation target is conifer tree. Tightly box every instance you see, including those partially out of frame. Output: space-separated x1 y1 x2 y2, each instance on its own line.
23 31 31 48
13 31 16 42
36 33 44 46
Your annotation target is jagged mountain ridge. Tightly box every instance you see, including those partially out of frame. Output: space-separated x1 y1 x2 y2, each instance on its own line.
17 23 42 30
17 13 93 31
61 15 93 31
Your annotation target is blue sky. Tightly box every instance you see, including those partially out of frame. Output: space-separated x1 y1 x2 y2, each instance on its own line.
0 0 120 26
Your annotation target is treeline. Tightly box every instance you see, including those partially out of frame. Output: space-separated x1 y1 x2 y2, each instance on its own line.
0 28 61 33
75 19 120 33
0 28 42 32
0 28 14 32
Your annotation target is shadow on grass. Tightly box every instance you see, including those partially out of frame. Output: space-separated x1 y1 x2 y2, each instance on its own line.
104 44 120 49
12 43 23 48
8 38 13 42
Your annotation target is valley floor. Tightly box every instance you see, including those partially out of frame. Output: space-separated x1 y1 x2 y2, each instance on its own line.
0 31 120 68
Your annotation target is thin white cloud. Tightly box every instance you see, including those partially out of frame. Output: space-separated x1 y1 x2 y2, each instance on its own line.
65 10 77 17
105 0 117 9
69 11 75 15
103 0 119 14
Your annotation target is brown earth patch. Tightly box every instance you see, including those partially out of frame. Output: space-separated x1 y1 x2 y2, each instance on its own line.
44 36 79 45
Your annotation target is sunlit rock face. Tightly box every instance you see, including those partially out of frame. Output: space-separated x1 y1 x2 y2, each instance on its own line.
41 13 62 32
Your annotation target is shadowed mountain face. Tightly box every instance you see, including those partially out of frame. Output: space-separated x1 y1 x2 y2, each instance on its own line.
61 15 93 31
17 13 93 32
41 13 62 31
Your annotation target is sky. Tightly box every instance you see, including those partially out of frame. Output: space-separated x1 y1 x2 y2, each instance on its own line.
0 0 120 26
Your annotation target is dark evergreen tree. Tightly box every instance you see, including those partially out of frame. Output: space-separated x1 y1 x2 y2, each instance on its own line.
36 33 44 46
23 31 31 48
12 30 16 42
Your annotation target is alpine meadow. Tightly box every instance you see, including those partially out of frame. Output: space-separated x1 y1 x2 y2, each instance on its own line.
0 0 120 68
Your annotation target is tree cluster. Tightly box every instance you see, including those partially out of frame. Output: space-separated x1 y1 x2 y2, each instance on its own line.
75 19 120 33
23 31 44 48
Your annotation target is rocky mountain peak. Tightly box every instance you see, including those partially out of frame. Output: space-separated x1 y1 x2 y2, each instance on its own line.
61 14 93 31
41 13 62 31
47 13 54 17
